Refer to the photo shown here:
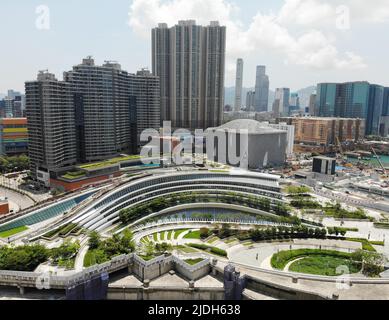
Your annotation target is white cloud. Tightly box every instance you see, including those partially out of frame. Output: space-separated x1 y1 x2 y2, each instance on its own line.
128 0 372 84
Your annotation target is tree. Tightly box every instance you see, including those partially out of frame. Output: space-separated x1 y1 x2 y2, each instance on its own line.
144 241 155 257
200 228 210 239
88 231 101 250
351 250 385 277
120 229 135 253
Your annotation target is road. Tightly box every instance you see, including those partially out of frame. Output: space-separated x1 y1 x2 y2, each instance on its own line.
0 186 34 211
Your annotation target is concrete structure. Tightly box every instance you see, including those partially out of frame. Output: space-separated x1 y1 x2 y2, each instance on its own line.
277 117 365 146
0 118 28 155
254 66 269 112
206 119 287 169
273 88 290 117
0 199 10 215
152 20 226 130
259 122 295 156
234 59 244 112
312 156 336 175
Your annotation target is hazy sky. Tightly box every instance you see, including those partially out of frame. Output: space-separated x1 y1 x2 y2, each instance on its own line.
1 0 389 94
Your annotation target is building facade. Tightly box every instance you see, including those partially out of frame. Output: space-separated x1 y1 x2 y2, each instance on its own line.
0 118 28 156
206 119 287 170
26 59 160 180
152 20 226 130
254 66 269 112
234 58 244 112
26 72 77 176
273 88 290 117
316 82 388 136
277 117 365 146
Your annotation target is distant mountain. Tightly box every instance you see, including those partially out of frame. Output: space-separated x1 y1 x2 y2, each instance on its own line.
225 86 316 109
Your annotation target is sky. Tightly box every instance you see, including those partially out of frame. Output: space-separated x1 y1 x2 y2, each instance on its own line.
1 0 389 94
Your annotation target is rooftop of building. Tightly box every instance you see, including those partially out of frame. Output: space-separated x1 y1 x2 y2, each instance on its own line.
210 119 286 134
279 116 364 121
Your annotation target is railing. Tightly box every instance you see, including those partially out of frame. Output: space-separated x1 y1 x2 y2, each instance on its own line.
0 253 134 289
131 218 292 233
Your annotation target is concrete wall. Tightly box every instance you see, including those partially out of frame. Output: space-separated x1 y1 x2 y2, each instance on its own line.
107 287 224 300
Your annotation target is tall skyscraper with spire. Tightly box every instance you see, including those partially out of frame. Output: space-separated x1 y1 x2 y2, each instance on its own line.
254 65 269 112
234 58 244 111
152 20 226 130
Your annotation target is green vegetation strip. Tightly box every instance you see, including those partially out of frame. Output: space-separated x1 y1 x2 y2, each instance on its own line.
0 226 28 238
346 238 376 252
184 230 201 239
167 230 173 240
288 255 360 276
184 258 204 266
187 243 227 257
174 229 189 239
271 249 356 270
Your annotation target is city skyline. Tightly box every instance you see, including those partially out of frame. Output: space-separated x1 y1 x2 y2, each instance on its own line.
1 0 389 93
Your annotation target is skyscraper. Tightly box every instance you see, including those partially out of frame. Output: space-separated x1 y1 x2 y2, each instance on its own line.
254 66 269 112
316 81 387 135
234 58 244 112
246 91 255 110
152 20 226 130
308 93 317 115
273 88 290 117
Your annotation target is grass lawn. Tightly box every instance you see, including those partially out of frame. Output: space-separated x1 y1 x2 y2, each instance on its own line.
207 237 219 244
167 230 173 240
160 231 166 241
173 229 189 239
184 230 201 239
0 226 28 238
84 249 110 268
174 245 198 253
271 249 355 270
289 255 360 276
184 258 204 266
153 233 158 242
224 238 238 244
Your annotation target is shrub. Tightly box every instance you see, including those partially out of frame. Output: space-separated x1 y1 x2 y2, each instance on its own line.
187 243 227 257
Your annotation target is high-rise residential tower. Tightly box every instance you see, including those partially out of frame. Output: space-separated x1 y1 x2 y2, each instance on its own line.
254 66 269 112
25 71 77 176
152 20 226 130
234 58 244 111
26 58 160 179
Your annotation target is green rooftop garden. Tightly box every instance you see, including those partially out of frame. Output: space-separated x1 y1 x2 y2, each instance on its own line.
77 155 142 171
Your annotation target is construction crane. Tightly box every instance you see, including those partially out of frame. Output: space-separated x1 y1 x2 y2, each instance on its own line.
371 147 387 174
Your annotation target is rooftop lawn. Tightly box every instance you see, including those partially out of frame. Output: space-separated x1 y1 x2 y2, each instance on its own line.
77 155 142 170
0 226 28 238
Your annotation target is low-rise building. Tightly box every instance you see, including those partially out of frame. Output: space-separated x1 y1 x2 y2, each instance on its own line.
277 117 365 146
0 118 28 155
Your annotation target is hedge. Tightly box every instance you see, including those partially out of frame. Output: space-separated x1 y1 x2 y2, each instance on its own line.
271 249 353 270
187 243 227 257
